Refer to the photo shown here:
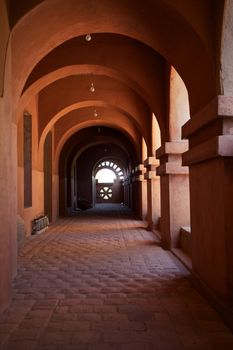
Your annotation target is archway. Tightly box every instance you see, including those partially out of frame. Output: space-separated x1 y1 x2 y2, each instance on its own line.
0 0 230 317
94 160 125 204
58 126 137 216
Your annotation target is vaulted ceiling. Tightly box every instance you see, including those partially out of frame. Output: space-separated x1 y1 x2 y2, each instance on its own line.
11 0 223 168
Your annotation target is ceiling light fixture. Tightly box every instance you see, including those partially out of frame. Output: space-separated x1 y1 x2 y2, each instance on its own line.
90 82 95 92
85 33 92 42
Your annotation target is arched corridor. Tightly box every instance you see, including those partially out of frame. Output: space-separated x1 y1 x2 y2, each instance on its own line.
1 0 233 348
1 205 233 349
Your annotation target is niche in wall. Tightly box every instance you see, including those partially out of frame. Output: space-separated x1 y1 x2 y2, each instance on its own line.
23 112 32 208
44 132 52 221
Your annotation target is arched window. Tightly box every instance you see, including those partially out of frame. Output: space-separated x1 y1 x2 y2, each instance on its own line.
95 168 117 183
95 160 124 202
95 161 124 181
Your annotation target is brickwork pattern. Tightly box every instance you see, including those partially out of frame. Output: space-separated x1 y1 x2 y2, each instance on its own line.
0 204 233 349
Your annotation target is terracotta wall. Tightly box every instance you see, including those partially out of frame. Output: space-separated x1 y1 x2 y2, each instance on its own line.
0 0 9 96
0 98 13 312
0 1 16 313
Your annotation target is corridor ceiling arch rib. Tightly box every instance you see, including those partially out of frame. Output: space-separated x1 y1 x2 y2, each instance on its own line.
39 101 144 167
39 100 146 147
11 0 217 114
38 75 151 128
21 34 166 96
58 127 139 191
18 37 167 136
53 117 142 174
53 108 141 147
70 142 133 176
59 127 139 176
19 64 153 114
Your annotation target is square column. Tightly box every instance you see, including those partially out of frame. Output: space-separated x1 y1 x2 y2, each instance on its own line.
123 175 132 208
182 95 233 300
144 157 160 230
0 103 16 312
156 141 189 249
132 164 147 220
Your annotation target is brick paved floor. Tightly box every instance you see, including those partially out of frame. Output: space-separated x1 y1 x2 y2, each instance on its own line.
0 204 233 350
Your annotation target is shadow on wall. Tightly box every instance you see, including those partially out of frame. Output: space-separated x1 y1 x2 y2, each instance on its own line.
17 215 26 249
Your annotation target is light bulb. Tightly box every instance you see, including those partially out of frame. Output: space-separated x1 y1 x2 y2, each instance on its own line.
94 109 98 117
90 82 95 92
85 34 92 42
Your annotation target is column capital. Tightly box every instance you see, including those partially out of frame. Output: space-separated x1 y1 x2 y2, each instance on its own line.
135 164 146 173
132 164 146 182
143 157 159 167
156 141 188 158
143 158 159 179
182 95 233 139
156 163 189 176
182 95 233 165
156 141 189 175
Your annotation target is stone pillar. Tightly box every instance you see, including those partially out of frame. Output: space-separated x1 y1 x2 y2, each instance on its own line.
182 95 233 299
0 100 14 312
144 157 160 230
123 175 131 207
129 175 133 209
156 141 190 249
132 164 147 221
